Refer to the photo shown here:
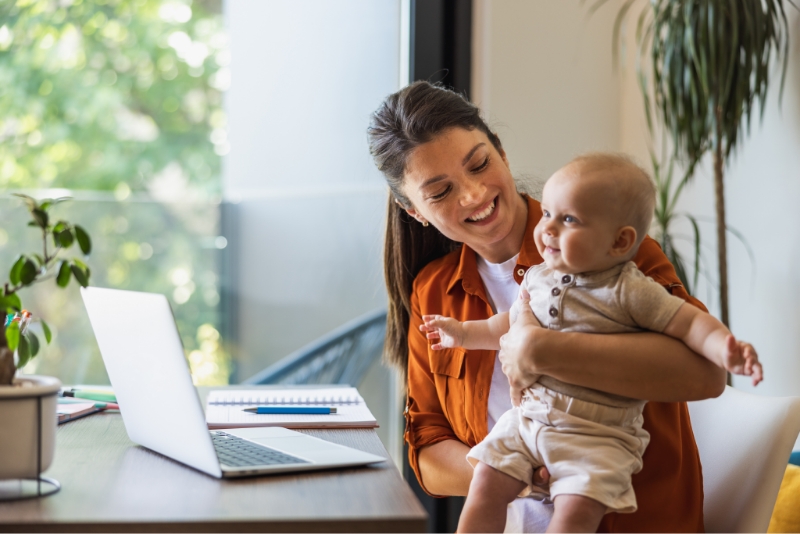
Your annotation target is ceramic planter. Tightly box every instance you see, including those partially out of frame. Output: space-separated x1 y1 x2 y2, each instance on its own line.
0 375 60 480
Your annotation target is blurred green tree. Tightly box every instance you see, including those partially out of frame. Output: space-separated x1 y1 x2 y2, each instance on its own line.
0 0 227 194
0 0 231 386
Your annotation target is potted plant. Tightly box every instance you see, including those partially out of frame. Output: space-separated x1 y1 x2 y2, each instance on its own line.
598 0 792 327
0 194 91 484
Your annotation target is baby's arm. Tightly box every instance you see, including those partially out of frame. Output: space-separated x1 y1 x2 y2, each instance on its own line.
663 304 763 386
421 312 510 350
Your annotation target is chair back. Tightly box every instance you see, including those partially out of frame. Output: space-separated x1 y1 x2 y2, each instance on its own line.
688 386 800 532
243 309 387 386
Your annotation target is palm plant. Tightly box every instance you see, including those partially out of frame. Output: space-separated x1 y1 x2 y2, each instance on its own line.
600 0 793 327
650 152 701 295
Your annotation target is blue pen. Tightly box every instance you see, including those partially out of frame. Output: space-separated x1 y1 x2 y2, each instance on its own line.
243 406 338 415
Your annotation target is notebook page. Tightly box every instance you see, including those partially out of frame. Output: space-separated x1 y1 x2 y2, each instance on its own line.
205 387 377 429
207 387 364 406
205 403 377 429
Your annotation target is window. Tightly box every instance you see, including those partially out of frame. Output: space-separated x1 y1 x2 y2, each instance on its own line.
2 0 407 468
0 0 229 384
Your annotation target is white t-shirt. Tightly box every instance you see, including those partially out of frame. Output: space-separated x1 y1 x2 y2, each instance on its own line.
475 254 519 430
475 254 554 533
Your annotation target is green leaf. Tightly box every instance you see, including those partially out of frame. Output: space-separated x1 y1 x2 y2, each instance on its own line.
74 225 92 255
39 199 54 211
9 255 25 285
41 320 52 344
70 263 90 287
12 193 37 211
31 208 49 229
55 228 75 249
56 260 71 288
52 221 68 234
0 293 21 313
17 333 30 368
5 321 20 352
72 258 87 269
19 258 38 285
26 332 39 358
725 223 757 273
684 213 702 293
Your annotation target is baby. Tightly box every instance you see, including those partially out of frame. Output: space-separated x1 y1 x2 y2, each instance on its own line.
421 153 763 533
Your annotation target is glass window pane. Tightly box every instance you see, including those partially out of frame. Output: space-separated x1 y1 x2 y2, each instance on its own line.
1 0 227 385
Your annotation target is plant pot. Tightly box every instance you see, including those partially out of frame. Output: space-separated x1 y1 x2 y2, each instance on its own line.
0 375 61 480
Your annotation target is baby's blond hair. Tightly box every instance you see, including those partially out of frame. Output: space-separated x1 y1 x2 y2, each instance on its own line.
568 152 655 249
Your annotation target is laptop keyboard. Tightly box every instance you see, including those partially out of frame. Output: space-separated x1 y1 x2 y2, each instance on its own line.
211 432 310 467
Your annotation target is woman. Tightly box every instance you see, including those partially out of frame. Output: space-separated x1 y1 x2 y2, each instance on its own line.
367 81 727 532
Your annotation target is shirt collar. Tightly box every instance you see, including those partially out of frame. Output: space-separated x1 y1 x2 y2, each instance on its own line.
551 261 628 287
447 194 543 296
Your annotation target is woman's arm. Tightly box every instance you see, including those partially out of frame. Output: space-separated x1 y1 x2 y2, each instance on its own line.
406 286 466 496
499 303 727 405
417 440 473 496
418 439 551 496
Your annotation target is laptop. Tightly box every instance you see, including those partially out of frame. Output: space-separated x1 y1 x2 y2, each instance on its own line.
80 286 385 478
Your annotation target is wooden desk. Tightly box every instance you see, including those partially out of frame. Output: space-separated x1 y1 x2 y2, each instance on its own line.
0 412 427 532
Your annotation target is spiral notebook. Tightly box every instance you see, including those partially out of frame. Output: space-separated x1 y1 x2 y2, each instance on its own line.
204 387 378 429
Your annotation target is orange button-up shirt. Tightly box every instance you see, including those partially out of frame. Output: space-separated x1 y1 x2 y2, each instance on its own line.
406 195 705 532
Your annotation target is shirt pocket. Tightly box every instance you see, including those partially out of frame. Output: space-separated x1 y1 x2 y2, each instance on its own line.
430 348 467 434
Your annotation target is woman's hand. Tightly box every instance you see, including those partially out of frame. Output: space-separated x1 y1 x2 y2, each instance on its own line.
499 292 543 406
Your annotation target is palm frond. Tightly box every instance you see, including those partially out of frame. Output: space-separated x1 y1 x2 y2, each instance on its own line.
593 0 792 324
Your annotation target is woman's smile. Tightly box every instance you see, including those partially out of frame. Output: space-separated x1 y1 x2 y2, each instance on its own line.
466 196 499 224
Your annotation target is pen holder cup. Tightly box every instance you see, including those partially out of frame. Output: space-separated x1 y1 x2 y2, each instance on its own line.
0 375 60 479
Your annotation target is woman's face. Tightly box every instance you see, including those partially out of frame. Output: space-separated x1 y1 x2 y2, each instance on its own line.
401 127 527 263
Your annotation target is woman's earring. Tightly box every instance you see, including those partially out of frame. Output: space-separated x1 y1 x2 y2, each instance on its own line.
422 220 429 227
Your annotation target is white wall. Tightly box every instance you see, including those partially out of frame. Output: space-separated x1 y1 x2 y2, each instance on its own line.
224 0 402 463
474 2 800 443
471 0 623 184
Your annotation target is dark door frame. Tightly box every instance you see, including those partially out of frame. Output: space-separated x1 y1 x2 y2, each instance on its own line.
405 3 472 531
410 0 472 99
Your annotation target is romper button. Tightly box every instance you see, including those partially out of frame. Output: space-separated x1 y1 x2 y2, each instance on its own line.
549 307 558 317
516 268 525 277
551 287 560 296
561 275 572 284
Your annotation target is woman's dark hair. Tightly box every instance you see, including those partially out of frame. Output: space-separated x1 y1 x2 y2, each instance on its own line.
367 81 503 378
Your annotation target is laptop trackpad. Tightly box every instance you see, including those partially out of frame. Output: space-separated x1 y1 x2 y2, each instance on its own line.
252 436 325 453
226 427 384 465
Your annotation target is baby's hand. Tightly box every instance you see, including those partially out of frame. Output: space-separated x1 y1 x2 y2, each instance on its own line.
420 315 465 350
509 288 530 327
509 288 542 329
722 335 763 386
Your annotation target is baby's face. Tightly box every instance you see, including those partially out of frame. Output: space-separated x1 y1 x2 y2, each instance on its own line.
533 166 624 274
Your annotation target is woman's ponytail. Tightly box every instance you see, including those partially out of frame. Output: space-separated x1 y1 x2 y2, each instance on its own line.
368 81 502 377
383 196 458 377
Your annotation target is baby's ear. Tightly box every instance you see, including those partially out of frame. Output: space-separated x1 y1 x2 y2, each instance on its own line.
610 226 637 257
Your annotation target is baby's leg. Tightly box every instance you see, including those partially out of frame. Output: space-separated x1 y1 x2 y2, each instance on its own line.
458 461 527 533
547 494 606 533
